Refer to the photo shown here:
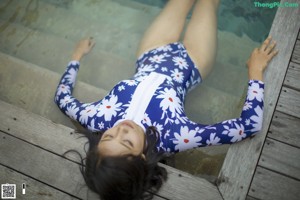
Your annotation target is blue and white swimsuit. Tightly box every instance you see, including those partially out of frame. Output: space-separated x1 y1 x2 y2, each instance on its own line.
55 43 264 153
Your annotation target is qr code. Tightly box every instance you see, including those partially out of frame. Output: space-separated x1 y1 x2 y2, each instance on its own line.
1 184 16 199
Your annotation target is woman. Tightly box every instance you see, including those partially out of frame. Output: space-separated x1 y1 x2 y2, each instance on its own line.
55 0 278 199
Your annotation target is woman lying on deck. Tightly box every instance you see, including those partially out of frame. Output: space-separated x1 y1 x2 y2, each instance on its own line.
54 0 278 199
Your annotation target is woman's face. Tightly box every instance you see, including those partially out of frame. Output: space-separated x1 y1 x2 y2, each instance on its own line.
97 120 146 158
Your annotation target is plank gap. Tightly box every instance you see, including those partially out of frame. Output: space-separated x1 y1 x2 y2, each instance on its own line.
291 39 300 64
258 158 300 182
2 129 83 166
249 166 300 200
266 134 300 149
0 162 82 200
276 86 300 119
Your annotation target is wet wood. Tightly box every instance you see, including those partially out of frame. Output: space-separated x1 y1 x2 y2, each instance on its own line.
283 62 300 91
269 111 300 148
277 86 300 119
0 130 98 200
249 166 300 200
291 40 300 63
0 165 76 200
217 1 300 199
258 138 300 180
0 100 222 200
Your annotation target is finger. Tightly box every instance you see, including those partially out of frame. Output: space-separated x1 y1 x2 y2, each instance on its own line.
260 36 272 51
88 37 94 46
270 49 279 58
266 41 276 54
89 40 96 49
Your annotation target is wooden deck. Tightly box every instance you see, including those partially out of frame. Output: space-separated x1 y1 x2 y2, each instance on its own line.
216 0 300 199
0 0 299 200
247 30 300 200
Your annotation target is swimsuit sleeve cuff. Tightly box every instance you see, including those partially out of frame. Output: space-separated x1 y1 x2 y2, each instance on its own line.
67 60 80 67
249 79 265 87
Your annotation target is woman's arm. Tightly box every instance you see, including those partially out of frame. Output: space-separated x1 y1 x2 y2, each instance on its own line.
54 38 98 126
170 37 278 152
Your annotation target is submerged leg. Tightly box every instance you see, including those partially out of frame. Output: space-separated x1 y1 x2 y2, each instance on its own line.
136 0 196 57
183 0 220 79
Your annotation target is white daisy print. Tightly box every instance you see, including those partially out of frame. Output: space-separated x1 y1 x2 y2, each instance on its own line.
142 113 152 126
222 125 230 135
248 82 264 102
173 57 188 70
59 96 74 108
156 45 172 52
206 133 221 146
156 88 183 118
228 123 246 143
65 104 79 120
149 54 166 64
152 121 163 134
161 67 168 72
123 80 137 86
171 68 184 83
139 64 155 72
98 122 105 129
56 84 71 96
250 106 263 132
243 101 253 111
173 126 202 151
97 95 122 121
245 119 251 126
222 119 237 125
186 81 190 89
118 85 125 92
64 68 77 86
164 129 170 139
79 104 97 125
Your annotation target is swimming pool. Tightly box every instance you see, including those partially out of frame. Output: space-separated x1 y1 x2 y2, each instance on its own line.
0 0 277 180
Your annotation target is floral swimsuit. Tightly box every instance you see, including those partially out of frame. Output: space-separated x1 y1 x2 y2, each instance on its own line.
55 43 264 153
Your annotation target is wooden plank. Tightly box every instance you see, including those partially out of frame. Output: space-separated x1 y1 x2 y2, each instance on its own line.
269 111 300 148
249 166 300 200
0 131 165 200
0 131 99 200
0 164 77 200
283 62 300 91
277 86 300 118
258 138 300 180
0 52 108 130
217 1 300 199
291 40 300 64
246 196 260 200
0 100 222 200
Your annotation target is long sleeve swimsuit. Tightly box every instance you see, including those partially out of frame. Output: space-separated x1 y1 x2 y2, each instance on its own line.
55 42 264 153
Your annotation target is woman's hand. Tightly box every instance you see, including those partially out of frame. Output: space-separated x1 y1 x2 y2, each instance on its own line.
247 36 279 81
72 37 96 61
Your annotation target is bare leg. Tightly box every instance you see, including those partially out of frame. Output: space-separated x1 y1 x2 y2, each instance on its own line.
183 0 220 79
136 0 196 57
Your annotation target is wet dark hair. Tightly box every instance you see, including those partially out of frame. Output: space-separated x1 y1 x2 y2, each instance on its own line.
66 126 168 200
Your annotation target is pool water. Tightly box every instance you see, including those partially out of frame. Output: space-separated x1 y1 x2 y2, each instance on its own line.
132 0 277 42
0 0 277 180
